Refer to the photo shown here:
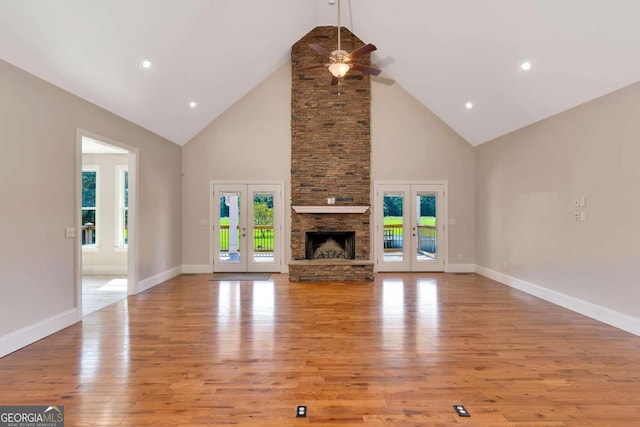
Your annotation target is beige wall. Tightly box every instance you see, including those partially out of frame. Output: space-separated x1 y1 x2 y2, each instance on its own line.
0 59 182 339
181 63 292 268
476 81 640 320
371 80 476 265
182 62 476 269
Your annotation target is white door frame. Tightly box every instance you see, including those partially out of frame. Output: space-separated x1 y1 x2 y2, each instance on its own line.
374 181 448 272
210 181 285 273
75 129 139 321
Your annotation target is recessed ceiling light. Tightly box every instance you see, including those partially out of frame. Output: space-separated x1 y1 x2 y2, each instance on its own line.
189 101 197 109
465 102 473 110
140 59 152 69
521 61 532 71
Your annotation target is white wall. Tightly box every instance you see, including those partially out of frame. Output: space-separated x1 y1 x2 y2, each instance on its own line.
0 58 182 355
81 153 128 274
181 62 476 271
475 81 640 334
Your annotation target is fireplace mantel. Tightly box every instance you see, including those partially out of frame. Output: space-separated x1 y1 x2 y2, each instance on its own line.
292 205 370 214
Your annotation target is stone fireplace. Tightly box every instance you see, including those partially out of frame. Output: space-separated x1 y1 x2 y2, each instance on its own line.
288 26 374 282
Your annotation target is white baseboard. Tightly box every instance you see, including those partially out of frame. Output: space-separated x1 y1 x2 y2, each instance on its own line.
181 264 213 274
82 264 128 275
0 308 79 358
475 265 640 336
138 265 182 293
445 263 476 273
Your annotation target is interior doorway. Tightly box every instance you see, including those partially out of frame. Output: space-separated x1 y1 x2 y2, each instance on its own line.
375 182 448 272
77 130 138 317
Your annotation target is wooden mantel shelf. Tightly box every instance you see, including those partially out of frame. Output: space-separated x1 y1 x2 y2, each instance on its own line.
292 205 370 214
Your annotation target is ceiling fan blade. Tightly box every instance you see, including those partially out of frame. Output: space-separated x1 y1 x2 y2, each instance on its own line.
351 62 382 76
347 43 377 60
330 76 340 86
372 75 396 86
309 44 334 60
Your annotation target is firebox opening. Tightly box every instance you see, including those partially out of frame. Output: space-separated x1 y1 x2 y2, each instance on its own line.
305 232 356 260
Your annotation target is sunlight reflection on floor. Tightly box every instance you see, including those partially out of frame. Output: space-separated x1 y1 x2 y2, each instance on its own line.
99 278 128 291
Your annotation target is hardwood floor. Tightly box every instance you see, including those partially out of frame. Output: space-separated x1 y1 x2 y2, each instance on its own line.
82 274 128 317
1 273 639 426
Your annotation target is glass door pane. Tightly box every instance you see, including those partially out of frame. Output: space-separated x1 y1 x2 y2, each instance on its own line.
252 192 274 264
247 184 282 272
218 191 242 264
415 193 437 262
410 184 446 271
383 192 405 263
377 184 411 271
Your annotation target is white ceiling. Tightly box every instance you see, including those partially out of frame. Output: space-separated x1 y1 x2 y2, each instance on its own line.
82 136 128 154
2 0 640 146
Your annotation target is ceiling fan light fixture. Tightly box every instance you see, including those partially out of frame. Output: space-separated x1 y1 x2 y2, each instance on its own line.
306 0 380 84
328 62 351 78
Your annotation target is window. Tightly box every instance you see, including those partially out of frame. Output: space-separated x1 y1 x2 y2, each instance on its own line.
116 166 128 248
82 166 98 247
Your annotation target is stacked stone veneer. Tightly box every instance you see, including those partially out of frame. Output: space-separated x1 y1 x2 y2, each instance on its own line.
289 26 374 282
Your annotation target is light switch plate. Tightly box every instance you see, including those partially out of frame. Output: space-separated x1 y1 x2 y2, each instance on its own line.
65 227 76 238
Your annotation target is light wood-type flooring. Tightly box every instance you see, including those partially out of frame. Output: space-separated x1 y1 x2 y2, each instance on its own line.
82 274 127 317
1 273 639 426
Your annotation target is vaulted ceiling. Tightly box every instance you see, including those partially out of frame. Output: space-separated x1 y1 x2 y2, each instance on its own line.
2 0 640 146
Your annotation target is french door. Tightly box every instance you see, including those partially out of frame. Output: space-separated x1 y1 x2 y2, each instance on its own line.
375 183 447 272
211 183 283 273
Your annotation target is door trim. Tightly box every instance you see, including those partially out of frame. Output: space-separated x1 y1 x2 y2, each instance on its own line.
373 181 448 272
209 181 285 273
76 128 139 321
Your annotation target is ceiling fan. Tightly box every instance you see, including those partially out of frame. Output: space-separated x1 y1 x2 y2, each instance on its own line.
306 0 382 85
